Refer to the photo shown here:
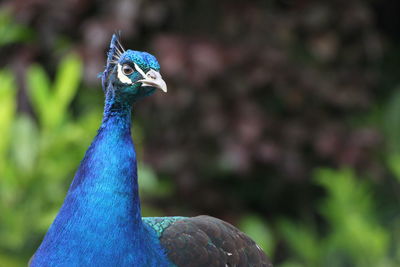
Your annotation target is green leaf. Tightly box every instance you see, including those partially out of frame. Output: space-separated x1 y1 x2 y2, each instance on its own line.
43 53 82 129
279 261 306 267
0 252 24 267
239 214 274 258
26 64 51 125
387 154 400 183
138 164 158 194
0 69 16 170
278 219 320 266
10 115 39 175
383 88 400 154
0 8 33 46
26 53 83 130
314 168 390 266
52 53 82 113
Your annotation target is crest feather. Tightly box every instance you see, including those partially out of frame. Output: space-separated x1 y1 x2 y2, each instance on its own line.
101 32 125 91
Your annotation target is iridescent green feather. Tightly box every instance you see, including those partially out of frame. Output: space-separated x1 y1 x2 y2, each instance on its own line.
143 217 187 238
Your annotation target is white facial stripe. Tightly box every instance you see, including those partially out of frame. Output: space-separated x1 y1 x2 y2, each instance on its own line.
117 63 132 84
134 63 147 77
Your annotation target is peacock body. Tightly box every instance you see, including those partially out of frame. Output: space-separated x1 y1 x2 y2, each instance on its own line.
30 35 272 267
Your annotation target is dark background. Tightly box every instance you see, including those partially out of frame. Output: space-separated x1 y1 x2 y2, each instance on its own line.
0 0 400 266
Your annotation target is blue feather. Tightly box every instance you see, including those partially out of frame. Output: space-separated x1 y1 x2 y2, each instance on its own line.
30 97 173 266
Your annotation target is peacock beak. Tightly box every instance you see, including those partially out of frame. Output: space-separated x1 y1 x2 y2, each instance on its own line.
134 63 167 93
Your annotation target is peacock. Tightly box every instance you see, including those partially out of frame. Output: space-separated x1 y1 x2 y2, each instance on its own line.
29 34 272 267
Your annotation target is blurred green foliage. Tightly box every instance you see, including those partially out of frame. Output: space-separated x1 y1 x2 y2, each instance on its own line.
27 54 82 130
279 168 399 267
239 214 275 258
0 8 33 46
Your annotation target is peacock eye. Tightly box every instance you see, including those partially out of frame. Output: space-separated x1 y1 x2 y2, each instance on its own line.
122 64 134 75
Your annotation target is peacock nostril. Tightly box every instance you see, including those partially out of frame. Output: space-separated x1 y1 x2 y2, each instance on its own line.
147 72 157 80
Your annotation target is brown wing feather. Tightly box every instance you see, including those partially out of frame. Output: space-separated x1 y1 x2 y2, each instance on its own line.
159 215 273 267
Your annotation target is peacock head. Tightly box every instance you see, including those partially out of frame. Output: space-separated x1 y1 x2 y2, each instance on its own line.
101 34 167 102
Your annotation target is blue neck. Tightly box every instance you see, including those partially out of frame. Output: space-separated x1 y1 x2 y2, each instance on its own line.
31 90 171 266
69 89 141 226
